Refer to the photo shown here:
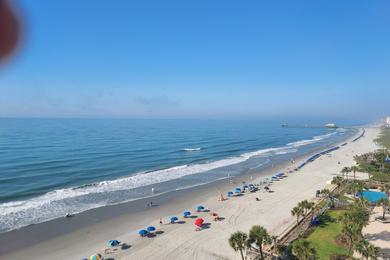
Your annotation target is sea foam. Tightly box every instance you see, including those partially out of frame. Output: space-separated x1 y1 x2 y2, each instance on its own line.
0 131 338 232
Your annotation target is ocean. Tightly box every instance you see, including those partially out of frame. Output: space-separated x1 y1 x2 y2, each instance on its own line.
0 118 359 233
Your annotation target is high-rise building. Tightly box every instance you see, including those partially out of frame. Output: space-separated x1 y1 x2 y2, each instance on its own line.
386 117 390 128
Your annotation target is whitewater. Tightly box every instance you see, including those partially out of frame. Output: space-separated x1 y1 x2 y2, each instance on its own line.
0 127 353 233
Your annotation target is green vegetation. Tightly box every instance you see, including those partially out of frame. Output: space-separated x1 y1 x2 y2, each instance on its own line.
375 127 390 149
306 210 348 259
291 199 316 228
228 231 247 260
339 204 370 256
248 225 272 259
285 128 390 260
304 193 377 259
352 127 390 182
378 198 390 220
354 151 390 182
228 225 272 260
292 239 317 260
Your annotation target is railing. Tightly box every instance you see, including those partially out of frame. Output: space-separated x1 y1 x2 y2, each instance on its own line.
276 184 339 246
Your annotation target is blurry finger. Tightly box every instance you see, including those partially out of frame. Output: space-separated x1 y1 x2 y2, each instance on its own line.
0 0 20 62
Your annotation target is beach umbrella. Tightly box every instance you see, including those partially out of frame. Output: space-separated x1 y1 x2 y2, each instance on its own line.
89 254 103 260
108 239 120 247
147 226 156 232
196 205 205 211
235 188 241 193
138 229 148 236
194 218 204 227
183 211 191 217
243 185 249 190
248 184 254 187
170 216 178 223
227 191 234 197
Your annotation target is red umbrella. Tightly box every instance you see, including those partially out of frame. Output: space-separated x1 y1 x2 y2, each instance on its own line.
194 218 204 227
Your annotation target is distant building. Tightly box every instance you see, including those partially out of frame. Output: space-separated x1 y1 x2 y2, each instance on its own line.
386 117 390 128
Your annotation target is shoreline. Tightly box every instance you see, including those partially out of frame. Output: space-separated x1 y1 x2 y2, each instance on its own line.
0 126 352 233
0 126 379 259
0 146 299 255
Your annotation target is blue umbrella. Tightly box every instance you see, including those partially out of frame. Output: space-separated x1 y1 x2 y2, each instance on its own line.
183 211 191 217
227 191 234 197
108 239 120 247
197 205 205 211
248 184 254 187
170 216 178 223
147 226 156 232
243 185 249 189
138 229 148 236
235 188 241 193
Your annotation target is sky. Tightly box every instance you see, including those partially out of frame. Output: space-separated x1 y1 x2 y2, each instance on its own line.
0 0 389 121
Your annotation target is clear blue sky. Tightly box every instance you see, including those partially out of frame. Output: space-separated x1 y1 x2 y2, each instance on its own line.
0 0 389 120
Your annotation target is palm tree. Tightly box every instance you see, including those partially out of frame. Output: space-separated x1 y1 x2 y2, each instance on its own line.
378 198 389 220
306 201 315 221
228 231 248 260
380 183 390 198
320 189 330 198
248 225 271 259
366 244 379 260
355 239 379 260
355 196 369 208
291 206 304 226
348 181 366 198
298 200 311 215
341 221 361 256
350 165 359 180
341 166 350 179
331 176 344 188
321 188 334 208
271 235 278 254
339 207 368 257
291 239 317 260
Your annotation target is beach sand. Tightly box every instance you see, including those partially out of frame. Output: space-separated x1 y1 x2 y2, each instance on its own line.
363 206 390 257
0 127 380 260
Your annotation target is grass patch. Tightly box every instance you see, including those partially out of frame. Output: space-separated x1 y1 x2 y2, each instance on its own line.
375 127 390 149
306 210 349 260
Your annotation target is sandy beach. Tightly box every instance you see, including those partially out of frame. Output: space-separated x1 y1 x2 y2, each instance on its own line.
0 127 380 260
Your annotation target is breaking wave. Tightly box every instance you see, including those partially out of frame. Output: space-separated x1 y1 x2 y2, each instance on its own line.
182 148 201 151
0 130 340 232
287 132 337 148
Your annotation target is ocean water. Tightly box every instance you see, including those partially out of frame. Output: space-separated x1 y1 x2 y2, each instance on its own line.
0 118 358 232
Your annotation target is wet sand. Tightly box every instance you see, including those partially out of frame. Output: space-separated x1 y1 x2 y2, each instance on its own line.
0 127 380 260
